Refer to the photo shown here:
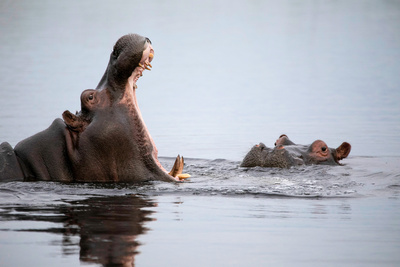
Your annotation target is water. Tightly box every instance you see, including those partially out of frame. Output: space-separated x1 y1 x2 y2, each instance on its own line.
1 0 400 266
0 156 399 266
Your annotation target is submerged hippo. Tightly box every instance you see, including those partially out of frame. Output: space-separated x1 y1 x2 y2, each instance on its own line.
0 33 188 183
240 135 351 168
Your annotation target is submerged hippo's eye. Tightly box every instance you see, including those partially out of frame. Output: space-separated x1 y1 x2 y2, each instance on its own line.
88 94 93 100
321 146 327 152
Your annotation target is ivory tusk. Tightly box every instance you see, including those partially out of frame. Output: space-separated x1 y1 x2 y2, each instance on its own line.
169 155 181 177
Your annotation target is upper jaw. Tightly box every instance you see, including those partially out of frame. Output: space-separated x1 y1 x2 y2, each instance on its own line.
130 45 154 88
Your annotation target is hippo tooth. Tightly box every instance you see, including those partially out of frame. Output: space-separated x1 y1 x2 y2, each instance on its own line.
168 155 190 180
168 155 181 177
177 173 191 180
178 156 184 174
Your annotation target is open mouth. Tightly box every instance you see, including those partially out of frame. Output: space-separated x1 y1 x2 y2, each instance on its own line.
132 53 153 87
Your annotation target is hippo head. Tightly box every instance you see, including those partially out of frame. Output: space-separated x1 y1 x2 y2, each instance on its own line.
62 34 154 131
4 34 188 183
96 33 154 96
58 33 188 182
240 135 351 168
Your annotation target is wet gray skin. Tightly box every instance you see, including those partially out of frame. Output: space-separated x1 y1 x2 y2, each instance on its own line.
240 135 351 168
0 34 188 183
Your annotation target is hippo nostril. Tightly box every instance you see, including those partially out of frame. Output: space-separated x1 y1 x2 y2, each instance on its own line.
321 146 327 152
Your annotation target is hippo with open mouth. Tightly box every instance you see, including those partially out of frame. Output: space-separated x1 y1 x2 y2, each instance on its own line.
240 134 351 168
0 33 189 182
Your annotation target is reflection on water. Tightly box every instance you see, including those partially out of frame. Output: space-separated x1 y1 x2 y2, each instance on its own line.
0 195 155 266
70 196 154 266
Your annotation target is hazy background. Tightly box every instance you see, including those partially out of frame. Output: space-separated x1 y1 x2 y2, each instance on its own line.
0 0 399 160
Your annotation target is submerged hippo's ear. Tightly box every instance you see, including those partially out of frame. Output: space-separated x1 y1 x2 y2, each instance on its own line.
62 110 87 133
335 142 351 161
81 89 98 112
275 134 295 146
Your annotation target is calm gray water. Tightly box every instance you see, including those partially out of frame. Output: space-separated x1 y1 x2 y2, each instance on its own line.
0 1 400 266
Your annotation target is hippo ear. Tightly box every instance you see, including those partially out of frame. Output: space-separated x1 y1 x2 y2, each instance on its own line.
275 134 295 146
335 142 351 161
62 110 87 133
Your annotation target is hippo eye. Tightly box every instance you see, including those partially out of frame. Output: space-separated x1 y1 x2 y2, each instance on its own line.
321 146 327 152
88 94 93 100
